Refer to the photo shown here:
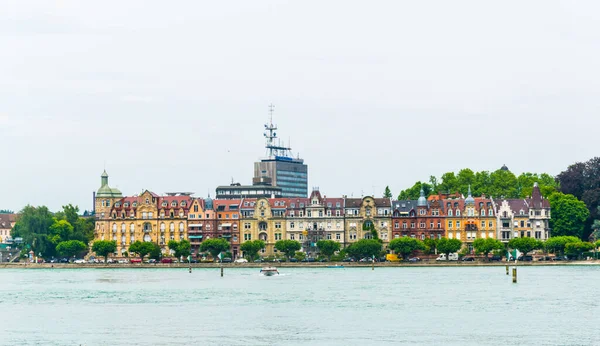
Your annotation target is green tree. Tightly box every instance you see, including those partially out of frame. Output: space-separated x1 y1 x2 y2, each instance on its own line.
274 240 302 259
345 239 382 260
457 168 476 195
544 236 580 256
423 237 438 254
472 238 504 261
128 241 155 263
508 237 541 257
397 182 432 200
549 192 590 238
489 169 518 198
56 240 87 258
200 238 230 262
438 172 459 194
240 240 265 261
92 240 117 263
565 241 594 260
436 237 462 260
10 205 55 257
168 240 192 260
294 251 306 261
388 237 426 260
316 240 341 260
49 219 74 243
383 186 392 198
149 243 162 261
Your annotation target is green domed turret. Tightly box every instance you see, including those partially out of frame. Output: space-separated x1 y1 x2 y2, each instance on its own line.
96 170 123 198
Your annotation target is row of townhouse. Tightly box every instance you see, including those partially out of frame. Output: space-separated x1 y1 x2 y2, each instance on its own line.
93 171 550 258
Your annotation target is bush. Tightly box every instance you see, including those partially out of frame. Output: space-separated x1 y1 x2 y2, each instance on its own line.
330 253 345 261
294 251 306 261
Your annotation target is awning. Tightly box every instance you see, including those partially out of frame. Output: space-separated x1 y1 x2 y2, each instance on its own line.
189 223 203 227
189 235 203 239
221 223 232 227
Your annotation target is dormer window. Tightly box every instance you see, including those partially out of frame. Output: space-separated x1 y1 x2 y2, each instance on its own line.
274 201 279 206
145 198 149 204
327 203 332 208
132 202 137 207
171 202 177 207
448 210 453 217
489 209 494 216
299 203 304 208
291 203 296 208
115 202 121 207
456 210 461 216
336 202 340 208
162 202 167 207
312 199 318 205
481 210 486 216
124 202 129 207
520 210 524 215
181 201 186 207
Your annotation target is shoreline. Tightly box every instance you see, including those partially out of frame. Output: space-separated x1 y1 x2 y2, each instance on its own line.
2 261 599 269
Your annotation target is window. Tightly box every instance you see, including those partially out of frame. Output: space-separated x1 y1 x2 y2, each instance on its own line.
336 233 341 240
419 222 425 228
336 210 341 216
481 210 485 216
456 221 461 228
437 222 441 229
290 234 295 240
489 209 493 216
456 210 461 216
194 205 198 212
419 209 425 215
489 221 493 228
448 221 453 229
448 210 453 217
394 222 399 229
402 222 407 229
327 234 332 240
275 233 282 240
421 234 425 240
290 222 295 229
244 234 251 241
410 222 415 228
521 220 525 227
481 221 485 228
275 222 281 229
430 222 434 229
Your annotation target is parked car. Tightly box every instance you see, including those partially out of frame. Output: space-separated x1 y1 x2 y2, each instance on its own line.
342 258 355 262
60 258 69 263
221 258 232 263
490 255 502 262
117 259 129 264
130 259 142 263
408 257 421 262
462 257 475 262
74 259 86 264
537 256 551 261
518 255 533 261
289 258 298 262
160 258 173 263
302 257 316 262
254 259 263 263
234 258 248 263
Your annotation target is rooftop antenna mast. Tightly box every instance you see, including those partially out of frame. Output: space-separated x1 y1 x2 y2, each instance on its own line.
263 103 292 158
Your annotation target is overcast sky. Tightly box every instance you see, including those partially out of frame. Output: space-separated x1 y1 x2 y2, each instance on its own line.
1 0 599 212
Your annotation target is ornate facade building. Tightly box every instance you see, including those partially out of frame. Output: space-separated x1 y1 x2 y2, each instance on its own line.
391 188 446 240
239 197 288 256
493 183 551 242
444 186 497 251
95 171 192 256
285 189 345 256
344 196 392 245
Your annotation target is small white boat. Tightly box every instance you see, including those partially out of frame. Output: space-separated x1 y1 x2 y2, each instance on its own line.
260 267 279 276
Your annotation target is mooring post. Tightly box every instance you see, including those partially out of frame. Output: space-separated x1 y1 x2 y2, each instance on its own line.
221 266 224 277
506 265 509 275
512 266 517 283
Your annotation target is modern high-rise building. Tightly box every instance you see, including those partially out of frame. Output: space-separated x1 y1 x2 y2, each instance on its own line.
253 106 308 198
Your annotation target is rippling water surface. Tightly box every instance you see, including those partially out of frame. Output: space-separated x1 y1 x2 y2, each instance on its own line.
1 266 598 345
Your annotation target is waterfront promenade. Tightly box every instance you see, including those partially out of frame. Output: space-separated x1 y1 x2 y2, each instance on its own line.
2 260 598 269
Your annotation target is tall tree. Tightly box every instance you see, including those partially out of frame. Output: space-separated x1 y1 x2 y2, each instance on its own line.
345 239 382 260
316 240 341 260
240 240 265 261
93 240 117 263
565 241 594 260
383 186 392 198
168 240 192 260
545 236 580 256
388 237 426 260
200 238 230 262
488 169 518 198
56 240 87 259
436 238 462 260
274 240 302 259
548 192 590 238
472 238 504 261
398 182 432 200
128 241 155 263
508 237 541 257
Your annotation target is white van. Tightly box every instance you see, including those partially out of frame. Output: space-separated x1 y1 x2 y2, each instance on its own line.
436 253 459 261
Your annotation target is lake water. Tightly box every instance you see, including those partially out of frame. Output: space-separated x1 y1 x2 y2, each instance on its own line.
0 266 598 346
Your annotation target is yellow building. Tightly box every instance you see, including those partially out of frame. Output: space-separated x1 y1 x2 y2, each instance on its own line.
94 171 191 258
239 197 287 256
444 187 496 251
343 196 392 247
